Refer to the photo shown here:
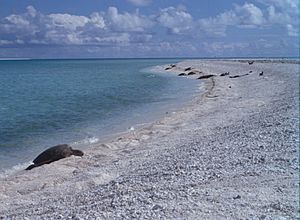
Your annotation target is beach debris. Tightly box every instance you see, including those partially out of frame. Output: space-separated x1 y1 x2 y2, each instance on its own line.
197 74 215 79
184 67 192 71
259 71 264 76
229 73 249 78
178 73 186 76
220 72 230 76
25 144 84 170
248 61 254 65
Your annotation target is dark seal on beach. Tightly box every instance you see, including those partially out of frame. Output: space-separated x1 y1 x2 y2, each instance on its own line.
25 144 84 170
197 74 215 79
187 71 197 75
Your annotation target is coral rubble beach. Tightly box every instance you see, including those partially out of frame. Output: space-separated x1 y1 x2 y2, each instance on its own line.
0 59 299 219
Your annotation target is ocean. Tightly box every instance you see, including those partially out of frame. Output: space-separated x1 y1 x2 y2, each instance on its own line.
0 58 199 175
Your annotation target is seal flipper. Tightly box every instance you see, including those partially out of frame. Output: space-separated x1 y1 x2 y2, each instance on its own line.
25 164 37 170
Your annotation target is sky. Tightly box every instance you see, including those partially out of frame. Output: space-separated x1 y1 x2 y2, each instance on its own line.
0 0 298 58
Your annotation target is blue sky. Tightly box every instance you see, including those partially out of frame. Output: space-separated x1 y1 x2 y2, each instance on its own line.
0 0 298 58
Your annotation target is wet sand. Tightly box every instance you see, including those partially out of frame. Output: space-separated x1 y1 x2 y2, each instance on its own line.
0 59 299 219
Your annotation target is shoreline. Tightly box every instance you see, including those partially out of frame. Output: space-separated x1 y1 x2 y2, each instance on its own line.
0 59 198 176
0 59 298 219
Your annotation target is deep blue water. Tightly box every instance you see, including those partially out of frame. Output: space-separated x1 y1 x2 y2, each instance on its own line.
0 59 198 173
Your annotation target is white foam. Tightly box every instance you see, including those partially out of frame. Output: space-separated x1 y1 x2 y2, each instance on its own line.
0 161 31 178
85 136 99 144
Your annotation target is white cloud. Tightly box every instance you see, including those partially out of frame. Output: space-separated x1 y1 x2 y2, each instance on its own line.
257 0 298 14
286 24 298 37
107 7 153 32
234 3 265 27
264 0 298 37
257 0 298 35
26 5 37 18
198 3 266 37
94 33 130 44
267 5 291 24
202 42 249 55
0 3 298 58
197 1 298 37
198 11 237 36
127 0 152 7
156 7 193 34
0 39 14 45
48 13 89 30
89 12 106 28
1 9 36 35
0 6 152 46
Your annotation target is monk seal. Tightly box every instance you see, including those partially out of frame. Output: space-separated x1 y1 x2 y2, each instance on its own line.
26 144 84 170
197 74 215 79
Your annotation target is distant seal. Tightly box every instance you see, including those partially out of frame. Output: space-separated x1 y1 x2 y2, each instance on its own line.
197 74 215 79
25 144 84 170
220 72 229 76
187 71 197 75
184 67 192 71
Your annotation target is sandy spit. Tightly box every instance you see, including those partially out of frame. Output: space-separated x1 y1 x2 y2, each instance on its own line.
0 60 299 219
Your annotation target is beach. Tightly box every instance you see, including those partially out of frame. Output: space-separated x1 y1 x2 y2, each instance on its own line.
0 59 299 219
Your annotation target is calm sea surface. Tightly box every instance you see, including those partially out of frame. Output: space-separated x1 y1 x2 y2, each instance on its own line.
0 58 199 174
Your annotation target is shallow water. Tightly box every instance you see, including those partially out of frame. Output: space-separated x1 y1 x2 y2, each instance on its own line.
0 58 199 173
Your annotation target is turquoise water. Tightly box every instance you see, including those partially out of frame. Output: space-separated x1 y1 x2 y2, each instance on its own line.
0 59 198 173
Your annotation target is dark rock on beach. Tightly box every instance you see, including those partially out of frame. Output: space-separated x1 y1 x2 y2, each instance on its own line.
187 71 197 75
184 67 192 71
178 73 186 76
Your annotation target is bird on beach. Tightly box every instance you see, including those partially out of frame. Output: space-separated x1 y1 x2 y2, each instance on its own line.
259 71 264 76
